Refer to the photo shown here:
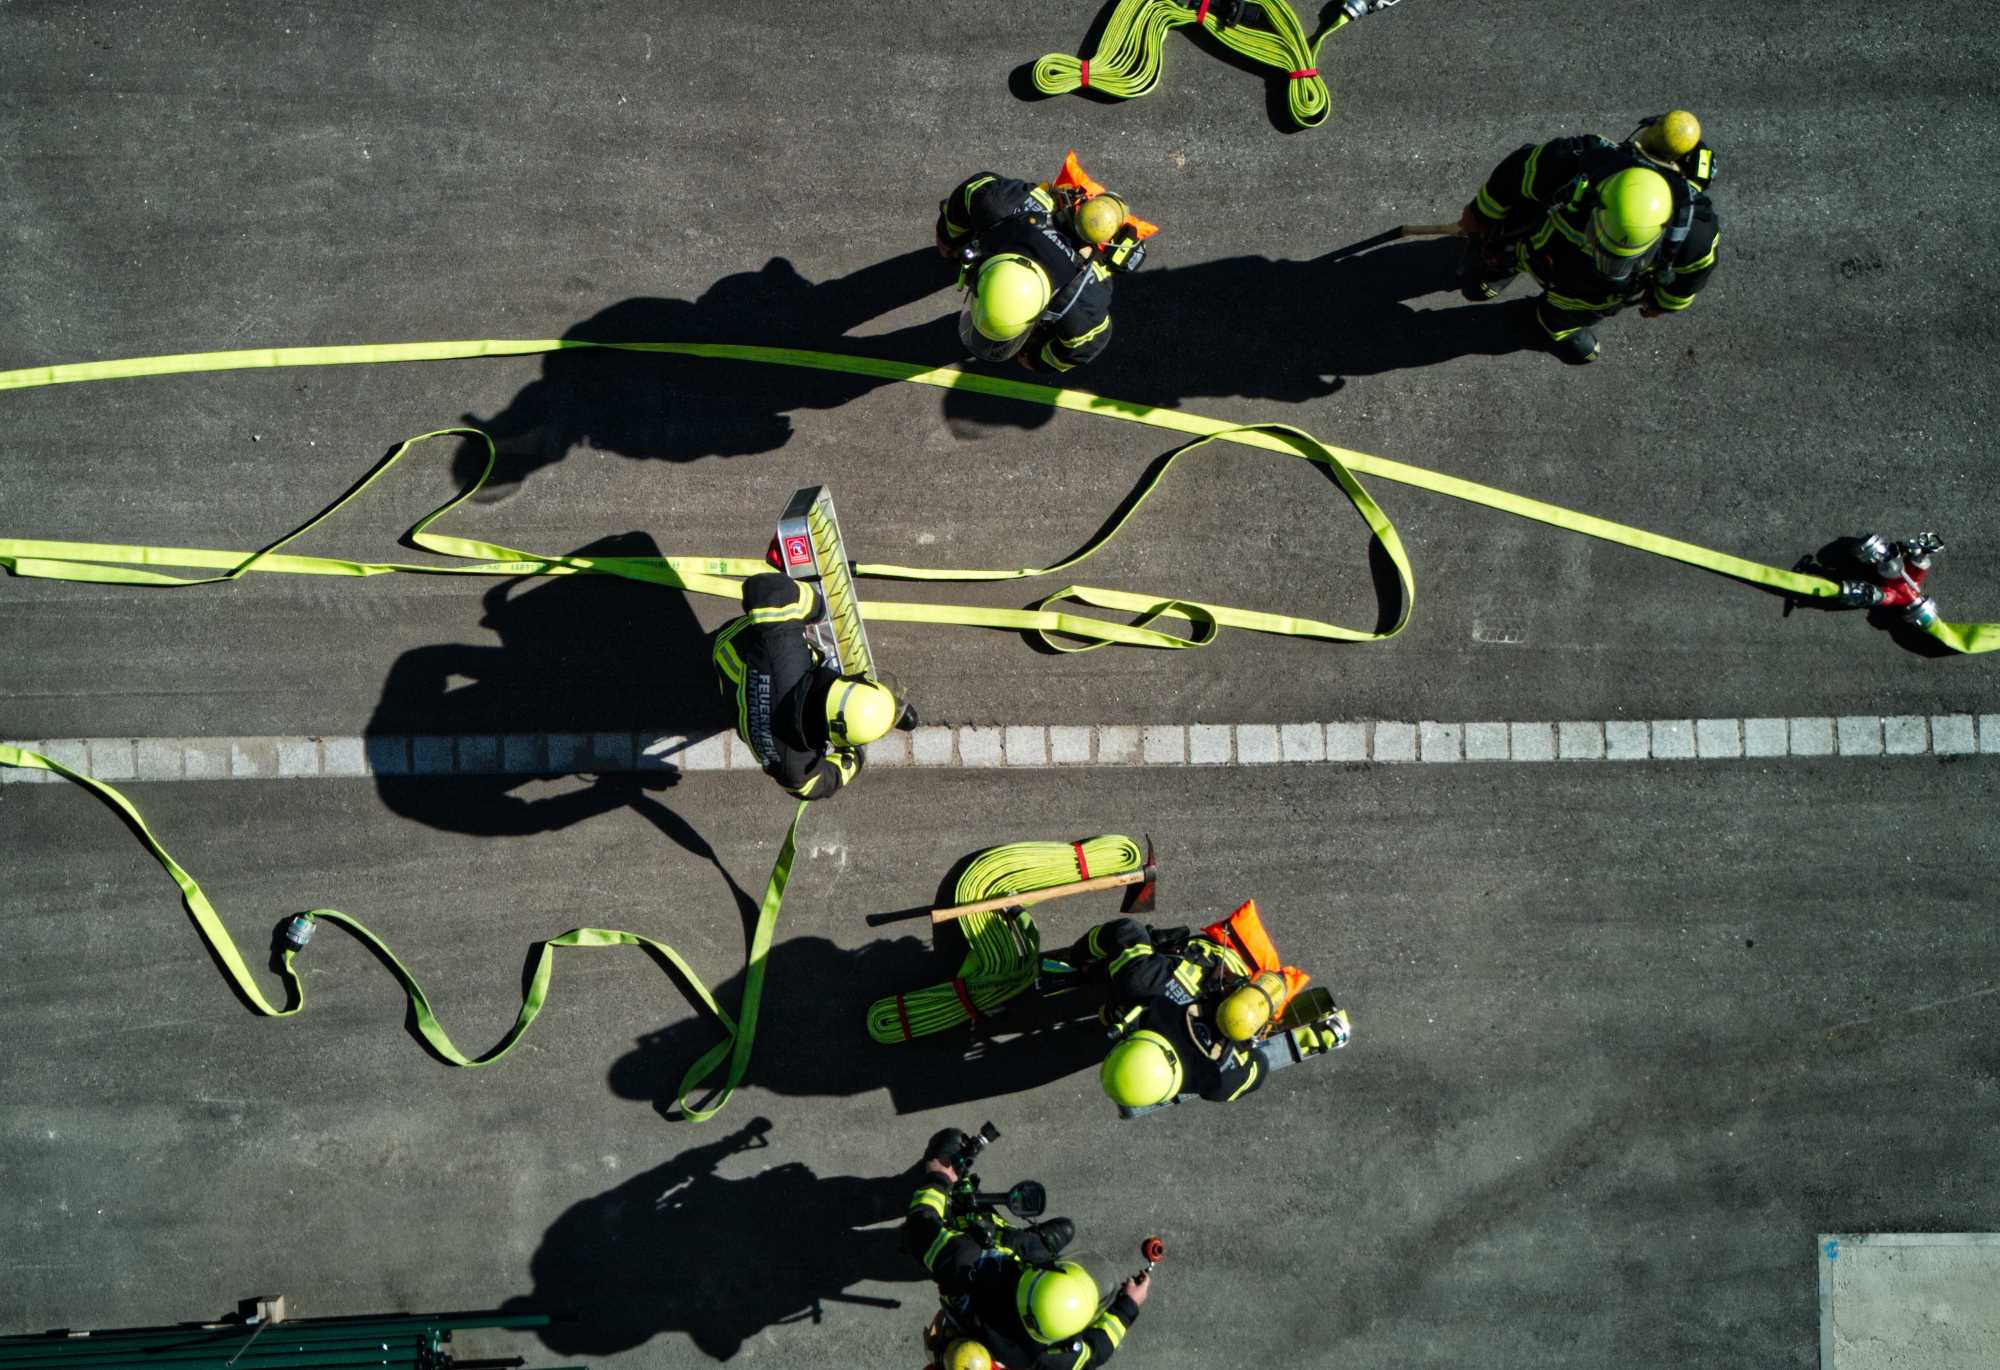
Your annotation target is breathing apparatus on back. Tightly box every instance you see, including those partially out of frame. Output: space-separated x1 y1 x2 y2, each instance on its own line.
1049 149 1158 272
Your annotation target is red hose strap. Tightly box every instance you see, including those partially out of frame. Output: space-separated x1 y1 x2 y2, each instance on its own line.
950 977 983 1021
1073 841 1091 881
1079 59 1090 87
1289 68 1319 79
895 993 913 1042
1195 0 1211 20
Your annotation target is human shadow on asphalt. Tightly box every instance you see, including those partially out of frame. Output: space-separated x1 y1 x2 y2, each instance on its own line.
608 931 1105 1120
363 531 735 847
456 236 1519 498
454 249 961 499
1078 235 1526 407
504 1116 922 1362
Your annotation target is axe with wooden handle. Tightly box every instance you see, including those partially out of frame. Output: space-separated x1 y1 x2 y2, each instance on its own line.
863 836 1158 928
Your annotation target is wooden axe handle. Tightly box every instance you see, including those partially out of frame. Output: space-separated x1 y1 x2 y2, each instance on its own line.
1398 222 1466 238
930 868 1148 925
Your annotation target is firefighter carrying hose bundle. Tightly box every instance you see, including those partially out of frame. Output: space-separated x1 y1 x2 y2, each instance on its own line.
936 152 1158 375
1453 110 1721 364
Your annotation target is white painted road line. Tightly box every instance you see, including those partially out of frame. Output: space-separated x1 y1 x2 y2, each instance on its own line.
5 714 1997 782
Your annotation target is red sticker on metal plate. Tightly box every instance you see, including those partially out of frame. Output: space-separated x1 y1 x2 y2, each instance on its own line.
783 535 812 566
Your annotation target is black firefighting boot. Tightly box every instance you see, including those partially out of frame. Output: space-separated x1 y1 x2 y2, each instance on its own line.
1455 238 1519 302
1016 1218 1076 1264
1551 326 1601 365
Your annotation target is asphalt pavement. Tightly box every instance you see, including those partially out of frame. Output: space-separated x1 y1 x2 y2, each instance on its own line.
4 2 1999 1367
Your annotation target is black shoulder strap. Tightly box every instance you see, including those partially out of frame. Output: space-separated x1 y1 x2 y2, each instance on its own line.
1038 260 1097 327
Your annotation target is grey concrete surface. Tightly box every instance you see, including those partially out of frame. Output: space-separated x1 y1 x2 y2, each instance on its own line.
4 763 1999 1368
6 3 2000 1368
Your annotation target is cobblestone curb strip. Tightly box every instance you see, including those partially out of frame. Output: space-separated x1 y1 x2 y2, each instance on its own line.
6 715 1994 782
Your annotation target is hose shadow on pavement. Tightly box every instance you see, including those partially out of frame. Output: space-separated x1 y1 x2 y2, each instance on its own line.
503 1116 923 1362
363 532 734 858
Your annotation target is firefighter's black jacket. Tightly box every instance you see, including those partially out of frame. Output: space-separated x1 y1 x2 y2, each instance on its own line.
903 1176 1142 1370
1469 134 1721 327
710 573 860 800
1074 918 1266 1104
937 171 1114 373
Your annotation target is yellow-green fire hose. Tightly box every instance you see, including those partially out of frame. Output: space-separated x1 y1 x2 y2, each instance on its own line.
0 741 800 1121
865 835 1145 1042
1031 0 1360 129
2 336 1993 651
2 335 1992 1122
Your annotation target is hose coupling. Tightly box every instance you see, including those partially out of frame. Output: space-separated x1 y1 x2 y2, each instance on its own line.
280 913 318 952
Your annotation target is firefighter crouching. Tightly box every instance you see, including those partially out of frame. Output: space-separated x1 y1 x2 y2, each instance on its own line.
1456 110 1721 364
904 1130 1149 1369
1072 902 1351 1117
710 572 913 801
937 152 1156 375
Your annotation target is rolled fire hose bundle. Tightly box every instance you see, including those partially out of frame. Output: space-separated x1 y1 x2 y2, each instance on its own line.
1032 0 1383 129
865 835 1145 1043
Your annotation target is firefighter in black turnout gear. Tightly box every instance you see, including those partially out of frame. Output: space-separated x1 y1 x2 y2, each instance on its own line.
710 573 911 801
1456 110 1721 364
936 152 1154 375
904 1129 1149 1369
1070 905 1349 1118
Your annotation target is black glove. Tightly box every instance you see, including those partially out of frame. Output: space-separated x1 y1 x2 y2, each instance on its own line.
1212 0 1251 26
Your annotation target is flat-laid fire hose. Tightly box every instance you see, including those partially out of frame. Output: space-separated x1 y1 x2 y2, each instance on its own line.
2 337 1992 1123
0 737 801 1123
2 338 1992 650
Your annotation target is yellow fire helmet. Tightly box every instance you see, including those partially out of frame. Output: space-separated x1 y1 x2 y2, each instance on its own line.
1637 110 1702 161
958 253 1052 362
1216 970 1288 1042
1588 166 1673 279
943 1339 993 1370
970 254 1050 339
825 677 900 747
1099 1028 1183 1108
1016 1261 1098 1344
1073 192 1128 247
